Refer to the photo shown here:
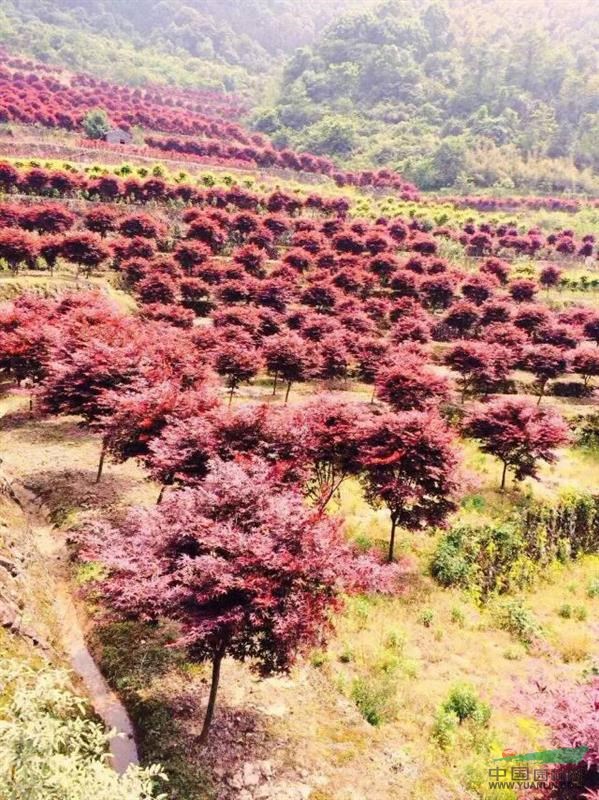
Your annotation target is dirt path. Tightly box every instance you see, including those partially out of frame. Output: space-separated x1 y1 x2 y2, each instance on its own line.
6 476 139 774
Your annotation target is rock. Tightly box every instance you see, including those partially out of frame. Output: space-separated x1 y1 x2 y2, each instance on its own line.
227 771 244 790
262 702 287 717
0 598 20 628
243 761 261 787
0 555 19 577
266 782 312 800
257 759 273 779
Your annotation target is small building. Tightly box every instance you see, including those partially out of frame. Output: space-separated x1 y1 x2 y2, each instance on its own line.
104 127 132 145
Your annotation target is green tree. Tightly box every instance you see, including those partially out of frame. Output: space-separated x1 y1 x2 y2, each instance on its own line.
303 114 357 156
82 108 111 140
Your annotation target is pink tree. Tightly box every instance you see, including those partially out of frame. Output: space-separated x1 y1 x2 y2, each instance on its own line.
0 298 50 384
0 229 37 273
444 341 514 402
83 205 119 237
173 241 212 275
570 346 599 388
522 344 568 403
146 413 217 499
98 380 188 482
584 314 599 346
375 350 449 410
263 332 310 402
360 410 460 561
213 340 262 404
539 264 563 290
300 395 372 508
525 678 599 799
314 333 350 383
61 232 109 276
509 278 538 303
79 458 399 744
463 396 570 490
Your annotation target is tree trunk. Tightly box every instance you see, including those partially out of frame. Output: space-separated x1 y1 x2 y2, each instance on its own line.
318 474 346 513
156 485 166 505
537 382 545 405
198 642 226 747
500 461 508 491
460 378 471 404
284 381 292 404
95 438 107 483
387 516 397 563
370 385 376 404
228 385 235 406
272 371 278 396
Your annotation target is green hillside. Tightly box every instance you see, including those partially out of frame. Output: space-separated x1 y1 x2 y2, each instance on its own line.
259 0 599 191
0 0 371 90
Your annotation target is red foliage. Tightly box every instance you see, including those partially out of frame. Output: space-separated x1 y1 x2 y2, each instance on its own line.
213 339 262 403
523 678 599 799
0 229 37 272
509 278 538 303
263 332 312 402
463 396 569 489
375 350 449 410
61 232 109 274
20 204 75 234
78 457 400 741
83 205 119 236
570 346 599 386
118 213 163 239
444 341 514 401
360 409 460 560
522 344 568 401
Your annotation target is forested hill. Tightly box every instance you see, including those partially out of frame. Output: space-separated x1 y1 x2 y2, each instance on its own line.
0 0 372 88
258 0 599 192
1 0 598 192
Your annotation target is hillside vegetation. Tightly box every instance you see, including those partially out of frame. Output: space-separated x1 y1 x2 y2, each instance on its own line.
0 6 598 800
0 0 372 89
1 0 598 191
260 0 599 191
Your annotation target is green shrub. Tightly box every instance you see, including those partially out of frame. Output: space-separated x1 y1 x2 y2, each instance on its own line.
430 529 473 588
0 660 165 800
351 675 396 726
496 601 540 645
451 606 466 627
587 577 599 598
431 522 530 599
575 412 599 449
558 603 573 619
384 629 406 653
82 108 111 140
573 605 588 621
349 597 371 630
522 492 599 559
442 684 491 726
432 494 599 601
418 609 434 627
431 709 459 749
